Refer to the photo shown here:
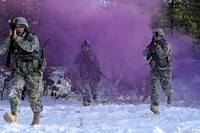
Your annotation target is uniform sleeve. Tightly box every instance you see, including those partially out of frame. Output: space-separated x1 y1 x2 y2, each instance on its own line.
0 37 11 55
15 34 39 52
155 42 171 59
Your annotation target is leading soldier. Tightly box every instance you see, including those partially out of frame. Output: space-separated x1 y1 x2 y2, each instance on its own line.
0 17 45 125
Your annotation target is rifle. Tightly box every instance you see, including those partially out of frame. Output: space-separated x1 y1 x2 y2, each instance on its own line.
146 39 157 60
42 38 49 48
6 19 16 67
96 68 109 80
55 90 73 100
146 32 161 60
40 38 49 59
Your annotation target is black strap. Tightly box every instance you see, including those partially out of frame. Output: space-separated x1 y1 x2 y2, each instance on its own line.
6 35 15 67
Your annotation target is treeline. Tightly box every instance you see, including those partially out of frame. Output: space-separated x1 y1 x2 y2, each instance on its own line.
153 0 200 44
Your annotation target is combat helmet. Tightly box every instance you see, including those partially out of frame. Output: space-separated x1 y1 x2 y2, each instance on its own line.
152 28 165 37
81 40 91 48
13 17 29 28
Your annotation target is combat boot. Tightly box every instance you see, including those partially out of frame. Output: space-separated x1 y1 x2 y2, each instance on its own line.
150 104 160 115
83 101 90 106
31 112 41 125
3 112 18 123
83 99 91 106
167 95 173 104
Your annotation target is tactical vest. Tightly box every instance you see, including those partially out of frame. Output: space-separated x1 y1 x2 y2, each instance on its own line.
79 52 98 79
150 40 172 69
13 33 44 74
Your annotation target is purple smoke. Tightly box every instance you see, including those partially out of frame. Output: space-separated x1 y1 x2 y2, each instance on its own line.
38 0 163 81
1 0 199 101
33 0 200 99
166 33 200 101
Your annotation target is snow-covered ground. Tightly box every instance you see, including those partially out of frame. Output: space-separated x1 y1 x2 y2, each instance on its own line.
1 98 200 133
0 59 200 133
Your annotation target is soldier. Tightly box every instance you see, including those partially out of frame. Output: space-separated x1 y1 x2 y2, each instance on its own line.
0 17 45 125
74 40 101 106
143 28 173 115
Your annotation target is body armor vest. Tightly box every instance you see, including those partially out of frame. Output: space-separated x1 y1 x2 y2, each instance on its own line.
150 40 172 69
13 34 41 74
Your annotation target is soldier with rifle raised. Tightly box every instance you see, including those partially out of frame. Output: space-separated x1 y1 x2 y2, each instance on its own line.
143 28 173 115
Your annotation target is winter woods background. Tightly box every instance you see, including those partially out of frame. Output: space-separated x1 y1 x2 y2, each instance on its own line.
0 0 200 104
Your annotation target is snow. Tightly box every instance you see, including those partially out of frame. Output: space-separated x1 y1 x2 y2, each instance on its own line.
0 60 200 133
0 0 199 132
1 98 200 133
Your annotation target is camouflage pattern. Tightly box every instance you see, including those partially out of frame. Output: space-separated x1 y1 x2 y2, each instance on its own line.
81 40 91 48
13 17 29 28
9 72 43 113
150 69 172 106
143 38 172 106
81 74 100 101
149 39 172 71
152 28 165 37
74 51 100 102
0 31 44 114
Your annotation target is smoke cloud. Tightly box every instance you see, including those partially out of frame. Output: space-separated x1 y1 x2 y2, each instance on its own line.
2 0 199 100
38 0 164 85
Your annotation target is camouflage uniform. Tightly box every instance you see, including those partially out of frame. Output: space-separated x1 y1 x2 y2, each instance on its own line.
0 17 45 124
74 40 100 105
143 28 172 114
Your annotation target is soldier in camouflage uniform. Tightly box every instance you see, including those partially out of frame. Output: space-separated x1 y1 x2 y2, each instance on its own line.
74 40 101 106
143 28 173 115
0 17 45 124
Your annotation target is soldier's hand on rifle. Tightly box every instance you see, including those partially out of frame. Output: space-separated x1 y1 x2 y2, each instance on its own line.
153 41 159 46
9 29 17 39
148 43 156 51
